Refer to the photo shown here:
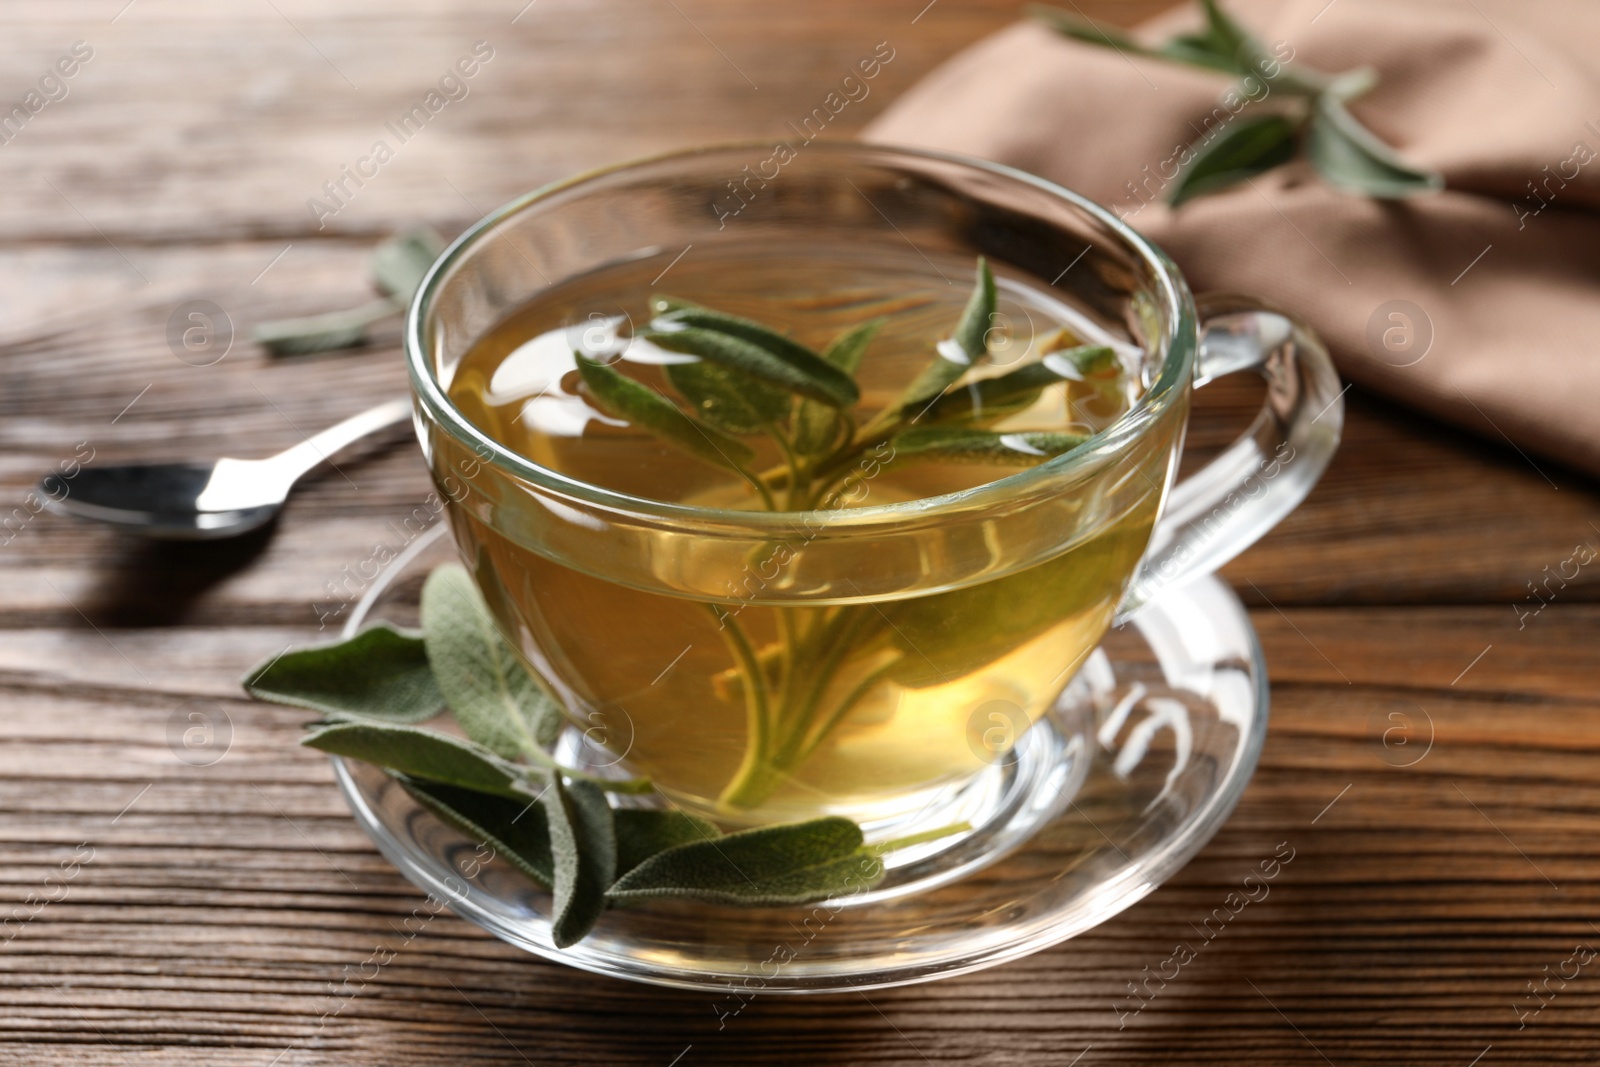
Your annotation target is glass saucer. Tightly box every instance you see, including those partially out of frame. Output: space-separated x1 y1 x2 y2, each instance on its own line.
330 524 1268 993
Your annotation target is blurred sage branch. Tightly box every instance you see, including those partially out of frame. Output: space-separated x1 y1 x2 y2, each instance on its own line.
1029 0 1442 205
253 227 445 355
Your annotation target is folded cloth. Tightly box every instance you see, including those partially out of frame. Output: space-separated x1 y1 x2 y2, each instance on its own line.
865 0 1600 477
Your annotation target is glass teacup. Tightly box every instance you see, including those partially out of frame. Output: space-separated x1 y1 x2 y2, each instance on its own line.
405 143 1341 838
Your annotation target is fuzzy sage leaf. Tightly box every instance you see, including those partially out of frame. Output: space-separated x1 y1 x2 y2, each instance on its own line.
576 353 755 470
793 318 883 457
303 721 535 800
644 325 860 409
252 299 397 357
607 816 884 905
243 623 444 724
664 360 791 436
544 777 616 948
401 776 555 887
421 563 564 758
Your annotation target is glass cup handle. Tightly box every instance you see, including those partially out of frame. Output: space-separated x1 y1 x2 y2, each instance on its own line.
1118 293 1344 618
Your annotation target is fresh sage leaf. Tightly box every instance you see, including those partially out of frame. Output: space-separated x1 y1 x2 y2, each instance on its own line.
303 721 535 800
1169 114 1300 206
793 319 882 457
650 297 850 384
421 563 564 759
1158 31 1244 74
665 360 792 436
401 776 553 888
888 258 996 420
887 427 1087 466
607 816 884 906
1307 95 1442 198
614 809 721 878
921 344 1116 425
644 326 860 409
370 227 446 304
243 624 444 724
544 778 616 948
252 299 397 357
575 354 755 469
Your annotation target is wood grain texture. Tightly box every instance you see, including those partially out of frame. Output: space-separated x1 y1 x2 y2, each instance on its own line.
2 1 1598 1064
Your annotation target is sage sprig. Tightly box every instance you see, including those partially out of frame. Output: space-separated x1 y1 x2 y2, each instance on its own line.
1029 0 1442 204
244 560 962 947
563 255 1120 810
253 227 446 356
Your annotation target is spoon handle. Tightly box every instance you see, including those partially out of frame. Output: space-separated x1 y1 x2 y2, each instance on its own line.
270 398 413 482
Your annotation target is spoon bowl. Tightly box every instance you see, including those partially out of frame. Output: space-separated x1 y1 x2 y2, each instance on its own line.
40 398 411 540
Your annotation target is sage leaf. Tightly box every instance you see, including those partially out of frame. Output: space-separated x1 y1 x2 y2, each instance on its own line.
882 519 1146 688
401 776 553 888
888 258 996 419
544 778 616 947
921 344 1116 425
1158 31 1244 74
1169 114 1299 206
607 816 884 906
651 297 849 381
1307 95 1442 198
303 721 534 800
887 427 1087 466
664 360 791 436
1197 0 1276 76
644 326 860 409
575 354 755 469
793 318 882 457
252 299 398 357
614 809 721 878
370 227 446 303
421 563 563 758
243 624 444 724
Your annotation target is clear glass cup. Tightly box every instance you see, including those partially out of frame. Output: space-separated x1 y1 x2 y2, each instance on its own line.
405 142 1341 842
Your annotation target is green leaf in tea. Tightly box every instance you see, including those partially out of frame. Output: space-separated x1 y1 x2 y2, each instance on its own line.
369 227 446 304
644 325 860 408
920 344 1116 425
793 318 883 457
1169 114 1299 206
614 808 721 878
401 776 554 887
664 360 792 436
303 721 534 800
575 354 755 470
543 777 617 947
885 258 996 419
421 563 564 758
1307 95 1442 198
888 427 1087 466
607 816 885 906
243 623 444 724
650 298 836 374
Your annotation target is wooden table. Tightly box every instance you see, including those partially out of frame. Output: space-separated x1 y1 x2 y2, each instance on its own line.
3 1 1596 1063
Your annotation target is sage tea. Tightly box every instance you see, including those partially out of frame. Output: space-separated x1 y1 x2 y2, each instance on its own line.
436 245 1161 825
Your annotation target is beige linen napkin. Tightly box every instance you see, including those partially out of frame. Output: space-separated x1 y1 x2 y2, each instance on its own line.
865 0 1600 477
